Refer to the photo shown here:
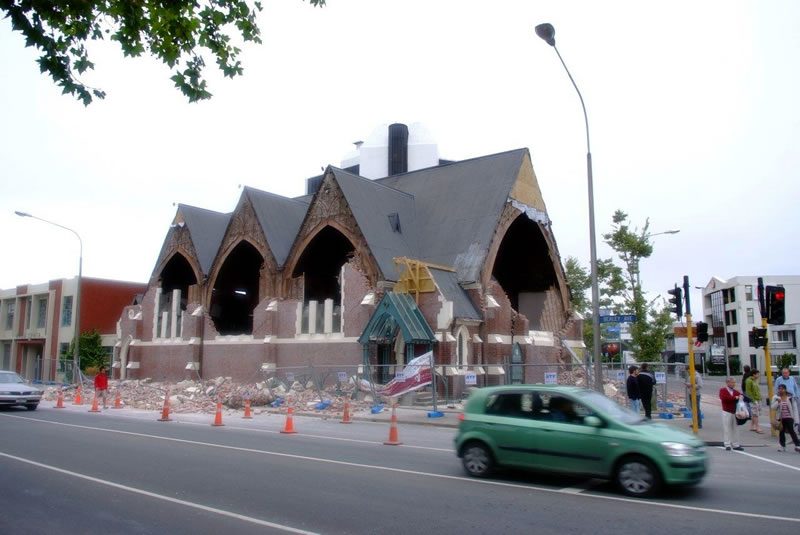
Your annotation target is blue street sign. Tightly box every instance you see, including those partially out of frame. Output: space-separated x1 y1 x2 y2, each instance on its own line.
606 325 621 332
599 314 637 323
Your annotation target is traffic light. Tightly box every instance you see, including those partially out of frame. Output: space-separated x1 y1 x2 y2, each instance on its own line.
668 285 683 319
696 322 709 342
765 285 786 325
751 327 768 348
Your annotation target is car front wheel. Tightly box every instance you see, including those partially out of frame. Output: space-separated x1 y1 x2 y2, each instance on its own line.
615 456 662 498
25 403 38 411
461 442 494 478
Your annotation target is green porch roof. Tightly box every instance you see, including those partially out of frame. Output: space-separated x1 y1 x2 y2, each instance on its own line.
358 292 436 345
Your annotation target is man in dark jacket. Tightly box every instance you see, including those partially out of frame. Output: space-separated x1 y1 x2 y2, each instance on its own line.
638 363 656 419
626 366 640 413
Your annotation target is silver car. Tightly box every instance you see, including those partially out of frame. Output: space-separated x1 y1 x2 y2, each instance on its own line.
0 371 42 410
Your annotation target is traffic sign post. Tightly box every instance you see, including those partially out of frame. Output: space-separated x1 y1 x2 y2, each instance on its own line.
598 314 637 324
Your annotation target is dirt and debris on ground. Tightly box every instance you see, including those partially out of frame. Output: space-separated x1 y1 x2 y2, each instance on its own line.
39 368 690 416
41 376 379 415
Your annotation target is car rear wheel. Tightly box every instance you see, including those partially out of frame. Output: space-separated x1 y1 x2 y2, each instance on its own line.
461 442 494 478
615 456 661 498
25 403 38 411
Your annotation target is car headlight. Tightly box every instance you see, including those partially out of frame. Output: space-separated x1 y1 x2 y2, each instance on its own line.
661 442 694 457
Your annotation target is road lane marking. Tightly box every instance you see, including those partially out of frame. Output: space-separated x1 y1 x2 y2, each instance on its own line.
0 451 318 534
46 408 455 453
4 413 799 524
559 479 605 494
727 448 800 472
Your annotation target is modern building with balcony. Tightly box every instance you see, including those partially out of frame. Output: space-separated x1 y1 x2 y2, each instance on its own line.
699 276 799 374
0 277 147 381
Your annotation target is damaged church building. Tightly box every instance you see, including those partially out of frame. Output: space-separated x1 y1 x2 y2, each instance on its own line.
114 123 584 397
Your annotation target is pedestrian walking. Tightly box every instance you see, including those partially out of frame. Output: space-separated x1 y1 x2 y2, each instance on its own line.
626 365 641 414
94 365 109 409
684 369 703 429
638 363 656 419
771 384 800 453
719 377 744 451
774 367 800 434
745 369 764 434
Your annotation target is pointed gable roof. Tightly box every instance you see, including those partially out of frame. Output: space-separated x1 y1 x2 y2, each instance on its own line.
329 168 418 280
375 149 528 282
178 204 230 275
245 187 310 268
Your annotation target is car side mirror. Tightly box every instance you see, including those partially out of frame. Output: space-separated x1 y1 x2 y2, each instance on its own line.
584 415 603 427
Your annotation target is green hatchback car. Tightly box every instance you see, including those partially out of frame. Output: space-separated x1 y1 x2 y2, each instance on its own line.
455 385 706 497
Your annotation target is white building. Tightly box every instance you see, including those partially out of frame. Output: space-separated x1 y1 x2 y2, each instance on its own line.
700 276 799 373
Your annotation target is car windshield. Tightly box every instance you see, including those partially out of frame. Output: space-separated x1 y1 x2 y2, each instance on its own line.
578 390 645 424
0 372 25 384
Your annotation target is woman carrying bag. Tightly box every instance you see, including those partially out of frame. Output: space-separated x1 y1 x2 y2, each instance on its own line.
771 384 800 453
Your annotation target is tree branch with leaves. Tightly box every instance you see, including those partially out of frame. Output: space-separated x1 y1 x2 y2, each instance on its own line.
1 0 325 105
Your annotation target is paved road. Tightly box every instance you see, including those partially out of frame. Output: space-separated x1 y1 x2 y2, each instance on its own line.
1 406 799 534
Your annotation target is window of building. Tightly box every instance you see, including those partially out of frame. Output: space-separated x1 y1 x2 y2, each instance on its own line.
750 354 757 369
773 330 791 343
37 299 47 329
746 308 755 325
744 285 753 300
726 332 739 348
725 310 738 326
1 342 10 369
25 297 33 329
61 296 73 327
5 302 15 330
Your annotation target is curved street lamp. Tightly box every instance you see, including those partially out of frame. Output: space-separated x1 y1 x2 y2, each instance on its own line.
535 23 603 392
15 211 83 384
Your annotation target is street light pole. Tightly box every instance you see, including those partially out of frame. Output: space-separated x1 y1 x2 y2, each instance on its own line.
535 23 603 392
15 211 83 385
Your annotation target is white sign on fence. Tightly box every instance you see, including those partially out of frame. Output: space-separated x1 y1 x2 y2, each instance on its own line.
286 372 294 383
655 371 666 384
464 372 477 385
337 371 348 382
615 370 626 382
544 372 558 385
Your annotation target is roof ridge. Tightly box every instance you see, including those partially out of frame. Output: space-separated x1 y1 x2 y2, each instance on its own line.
373 147 528 183
178 203 231 216
329 167 415 199
243 185 310 205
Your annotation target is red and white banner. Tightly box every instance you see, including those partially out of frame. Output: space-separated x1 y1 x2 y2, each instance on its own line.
360 351 433 398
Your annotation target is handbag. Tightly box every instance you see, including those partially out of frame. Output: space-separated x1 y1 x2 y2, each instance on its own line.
771 418 783 432
735 398 750 425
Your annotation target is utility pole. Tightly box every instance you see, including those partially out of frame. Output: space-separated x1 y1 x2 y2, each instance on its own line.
683 276 700 434
758 277 777 437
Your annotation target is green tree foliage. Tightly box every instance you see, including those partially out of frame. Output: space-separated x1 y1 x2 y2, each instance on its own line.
2 0 325 105
565 210 673 362
61 329 109 371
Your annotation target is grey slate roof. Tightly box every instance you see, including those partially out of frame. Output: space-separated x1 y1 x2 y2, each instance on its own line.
178 204 230 275
245 187 309 268
429 268 481 320
330 168 418 280
375 149 527 282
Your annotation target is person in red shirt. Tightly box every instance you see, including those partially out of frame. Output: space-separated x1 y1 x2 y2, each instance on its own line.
94 365 109 409
719 376 744 451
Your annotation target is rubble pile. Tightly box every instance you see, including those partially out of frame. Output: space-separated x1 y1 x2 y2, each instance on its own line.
41 376 370 415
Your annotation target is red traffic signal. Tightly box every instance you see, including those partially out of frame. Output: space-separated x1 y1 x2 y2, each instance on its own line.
766 285 786 325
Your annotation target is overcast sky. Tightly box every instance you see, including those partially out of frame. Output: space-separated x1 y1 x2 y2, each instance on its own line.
1 0 798 313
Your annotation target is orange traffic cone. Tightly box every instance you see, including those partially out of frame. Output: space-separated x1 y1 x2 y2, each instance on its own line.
73 386 83 405
280 407 297 434
242 399 253 419
54 389 65 409
211 402 224 426
112 390 123 409
89 392 101 413
384 404 402 445
158 390 172 422
340 399 352 424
